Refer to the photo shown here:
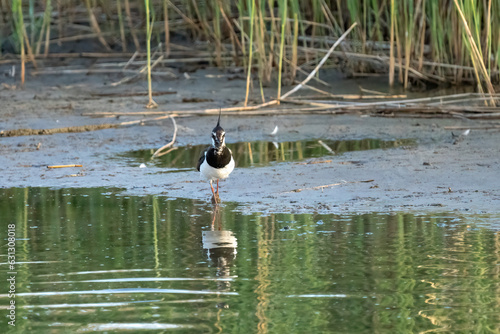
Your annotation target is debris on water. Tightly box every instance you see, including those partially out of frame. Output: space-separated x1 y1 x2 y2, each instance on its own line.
269 125 279 136
318 140 335 154
139 163 147 168
452 129 470 145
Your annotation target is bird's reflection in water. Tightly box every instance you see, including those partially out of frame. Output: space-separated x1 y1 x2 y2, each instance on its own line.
202 206 237 295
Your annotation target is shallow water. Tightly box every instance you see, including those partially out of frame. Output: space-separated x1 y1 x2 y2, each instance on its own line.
118 138 415 169
1 188 499 333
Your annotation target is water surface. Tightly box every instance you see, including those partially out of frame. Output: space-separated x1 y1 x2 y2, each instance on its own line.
118 138 415 169
0 187 499 333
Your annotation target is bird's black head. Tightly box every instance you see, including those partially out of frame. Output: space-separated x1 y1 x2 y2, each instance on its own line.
211 109 225 150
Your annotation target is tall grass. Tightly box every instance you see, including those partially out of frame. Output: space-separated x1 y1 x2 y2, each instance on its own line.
2 0 499 93
11 0 25 85
145 0 158 108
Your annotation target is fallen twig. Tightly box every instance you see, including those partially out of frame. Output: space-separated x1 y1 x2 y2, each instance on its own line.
297 160 333 165
283 179 374 193
47 164 83 169
152 116 178 158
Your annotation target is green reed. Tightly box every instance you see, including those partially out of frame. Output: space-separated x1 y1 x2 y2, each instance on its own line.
145 0 158 108
3 0 499 92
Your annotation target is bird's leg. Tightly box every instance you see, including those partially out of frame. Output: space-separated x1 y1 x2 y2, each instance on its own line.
216 179 220 196
210 180 220 205
210 180 216 197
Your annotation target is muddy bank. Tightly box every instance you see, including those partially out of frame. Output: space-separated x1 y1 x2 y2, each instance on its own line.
1 67 499 215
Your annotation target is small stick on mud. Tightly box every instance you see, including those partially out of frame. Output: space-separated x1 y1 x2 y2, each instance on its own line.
297 160 333 165
152 116 178 158
284 179 374 193
47 164 83 169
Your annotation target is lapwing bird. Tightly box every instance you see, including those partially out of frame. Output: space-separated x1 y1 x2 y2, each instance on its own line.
196 111 235 204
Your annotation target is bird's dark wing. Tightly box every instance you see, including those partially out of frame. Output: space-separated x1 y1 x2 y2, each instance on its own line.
196 147 208 171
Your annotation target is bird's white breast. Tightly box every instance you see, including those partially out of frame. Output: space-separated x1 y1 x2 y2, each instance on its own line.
200 153 234 181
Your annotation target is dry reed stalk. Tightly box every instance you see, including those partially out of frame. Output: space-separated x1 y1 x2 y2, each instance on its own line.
116 0 127 52
21 22 37 70
163 0 170 57
56 0 62 47
291 13 299 80
13 0 26 85
124 0 141 51
389 0 395 86
280 22 358 100
35 0 52 56
276 0 287 104
145 0 158 109
166 0 203 36
244 0 256 107
453 0 496 102
217 0 243 64
84 0 112 51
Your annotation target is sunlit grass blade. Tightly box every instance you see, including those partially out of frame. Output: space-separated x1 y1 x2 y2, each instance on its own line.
453 0 496 101
276 0 287 104
244 0 256 107
145 0 157 109
12 0 25 85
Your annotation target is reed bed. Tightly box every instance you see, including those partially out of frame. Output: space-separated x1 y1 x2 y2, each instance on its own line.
1 0 499 92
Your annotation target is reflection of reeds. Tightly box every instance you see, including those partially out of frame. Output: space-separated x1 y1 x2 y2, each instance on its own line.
1 187 499 331
133 138 414 169
3 1 499 91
